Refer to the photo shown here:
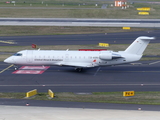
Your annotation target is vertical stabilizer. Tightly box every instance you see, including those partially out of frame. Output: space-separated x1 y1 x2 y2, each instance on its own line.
125 36 154 55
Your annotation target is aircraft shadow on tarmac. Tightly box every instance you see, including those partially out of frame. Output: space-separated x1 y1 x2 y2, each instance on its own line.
42 65 141 75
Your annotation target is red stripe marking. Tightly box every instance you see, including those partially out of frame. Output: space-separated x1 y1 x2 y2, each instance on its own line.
79 49 107 51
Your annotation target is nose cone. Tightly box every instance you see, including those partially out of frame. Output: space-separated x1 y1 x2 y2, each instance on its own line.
4 58 12 64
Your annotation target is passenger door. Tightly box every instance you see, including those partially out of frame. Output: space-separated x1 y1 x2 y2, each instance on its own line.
26 50 33 63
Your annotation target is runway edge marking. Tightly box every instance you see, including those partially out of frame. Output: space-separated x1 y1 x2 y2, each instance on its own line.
149 61 160 65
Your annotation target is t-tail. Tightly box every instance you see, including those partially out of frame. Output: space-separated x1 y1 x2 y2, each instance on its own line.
125 36 155 55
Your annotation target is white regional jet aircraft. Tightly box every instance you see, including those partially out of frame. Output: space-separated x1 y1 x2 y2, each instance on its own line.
4 36 154 71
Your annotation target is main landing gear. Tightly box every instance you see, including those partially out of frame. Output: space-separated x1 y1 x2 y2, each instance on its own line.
75 68 83 72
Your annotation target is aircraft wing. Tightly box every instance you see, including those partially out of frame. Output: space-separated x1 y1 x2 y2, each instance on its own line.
61 62 98 68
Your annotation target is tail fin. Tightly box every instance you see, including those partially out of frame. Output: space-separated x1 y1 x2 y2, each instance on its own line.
125 36 155 55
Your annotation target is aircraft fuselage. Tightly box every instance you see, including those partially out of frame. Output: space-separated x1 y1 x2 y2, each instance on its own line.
5 50 141 67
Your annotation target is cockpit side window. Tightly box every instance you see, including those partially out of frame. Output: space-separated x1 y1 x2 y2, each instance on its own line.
13 53 22 56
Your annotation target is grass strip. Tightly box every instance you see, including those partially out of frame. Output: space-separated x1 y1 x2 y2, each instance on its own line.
0 43 160 53
1 91 160 105
0 26 155 36
1 0 160 3
0 2 160 18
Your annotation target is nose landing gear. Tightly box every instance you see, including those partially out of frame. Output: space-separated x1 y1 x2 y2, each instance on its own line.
14 65 18 71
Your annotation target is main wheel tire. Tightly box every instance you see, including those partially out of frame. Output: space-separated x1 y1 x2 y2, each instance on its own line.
75 68 83 72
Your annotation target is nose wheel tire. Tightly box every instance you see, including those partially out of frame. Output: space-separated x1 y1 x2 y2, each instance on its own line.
14 66 18 71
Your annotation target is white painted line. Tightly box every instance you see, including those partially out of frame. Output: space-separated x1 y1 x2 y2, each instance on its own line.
94 67 101 76
149 61 160 65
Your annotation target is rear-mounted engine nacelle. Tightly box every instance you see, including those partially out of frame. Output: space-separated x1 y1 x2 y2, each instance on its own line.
99 53 112 60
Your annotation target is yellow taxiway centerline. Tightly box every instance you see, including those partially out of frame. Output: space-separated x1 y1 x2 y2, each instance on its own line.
0 64 14 74
0 40 15 44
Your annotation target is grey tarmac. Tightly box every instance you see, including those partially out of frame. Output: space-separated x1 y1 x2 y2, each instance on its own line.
0 31 160 46
1 61 160 92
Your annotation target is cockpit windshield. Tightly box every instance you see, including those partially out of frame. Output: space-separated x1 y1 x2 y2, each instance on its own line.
13 53 22 56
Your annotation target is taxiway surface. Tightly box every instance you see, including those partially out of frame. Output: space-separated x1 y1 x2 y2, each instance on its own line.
1 18 160 27
0 61 160 93
0 31 160 46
